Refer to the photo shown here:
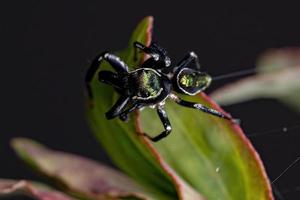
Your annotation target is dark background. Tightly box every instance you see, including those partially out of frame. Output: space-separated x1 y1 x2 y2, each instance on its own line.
1 1 300 199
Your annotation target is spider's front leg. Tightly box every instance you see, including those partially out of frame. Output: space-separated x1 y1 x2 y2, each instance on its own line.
176 51 201 70
170 94 236 122
118 103 143 122
142 106 172 142
133 42 161 68
133 41 145 61
133 41 172 70
133 42 158 61
85 52 129 100
98 70 122 90
105 96 130 120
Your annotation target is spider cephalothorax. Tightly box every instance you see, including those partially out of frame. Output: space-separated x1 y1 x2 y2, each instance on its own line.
85 42 234 142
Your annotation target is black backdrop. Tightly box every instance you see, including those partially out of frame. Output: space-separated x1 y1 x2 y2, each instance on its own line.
1 1 300 199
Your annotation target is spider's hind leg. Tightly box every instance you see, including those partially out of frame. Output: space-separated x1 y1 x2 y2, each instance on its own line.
143 106 172 142
98 71 132 120
85 52 129 100
118 103 144 122
98 70 122 91
105 96 130 120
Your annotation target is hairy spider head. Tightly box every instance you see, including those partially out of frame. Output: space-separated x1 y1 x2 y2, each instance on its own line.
175 68 212 95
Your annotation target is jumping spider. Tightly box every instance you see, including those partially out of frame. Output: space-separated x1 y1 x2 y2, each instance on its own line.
85 42 235 142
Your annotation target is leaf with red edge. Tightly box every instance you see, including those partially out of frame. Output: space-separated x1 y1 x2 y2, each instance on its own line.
86 16 205 200
11 138 153 200
139 93 273 199
211 48 300 112
86 16 273 200
0 179 76 200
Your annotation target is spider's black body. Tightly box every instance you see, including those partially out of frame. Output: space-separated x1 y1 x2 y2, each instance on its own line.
85 42 234 142
124 68 171 103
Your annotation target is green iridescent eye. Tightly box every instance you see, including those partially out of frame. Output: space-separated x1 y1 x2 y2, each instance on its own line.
178 69 212 95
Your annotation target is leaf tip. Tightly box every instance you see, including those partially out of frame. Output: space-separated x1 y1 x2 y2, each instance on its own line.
11 137 39 152
143 15 154 24
10 137 27 152
10 137 46 168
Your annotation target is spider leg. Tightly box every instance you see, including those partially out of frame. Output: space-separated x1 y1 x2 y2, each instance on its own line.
133 41 161 61
133 41 146 61
133 41 154 61
170 94 234 121
105 96 130 120
139 57 158 68
143 106 172 142
118 103 144 121
134 41 170 70
98 70 122 90
85 52 129 99
176 51 201 70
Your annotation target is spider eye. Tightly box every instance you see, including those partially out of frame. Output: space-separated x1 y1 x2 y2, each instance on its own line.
177 68 212 95
165 57 171 67
152 54 160 61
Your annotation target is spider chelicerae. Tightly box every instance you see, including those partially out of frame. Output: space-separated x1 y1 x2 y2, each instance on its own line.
85 42 235 142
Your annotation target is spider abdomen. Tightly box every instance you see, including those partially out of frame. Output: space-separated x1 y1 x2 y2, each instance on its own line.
176 68 212 95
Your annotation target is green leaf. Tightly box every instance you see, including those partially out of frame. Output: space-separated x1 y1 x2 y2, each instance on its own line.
86 16 273 199
0 179 76 200
11 138 152 200
210 48 300 112
140 93 273 199
86 16 204 200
